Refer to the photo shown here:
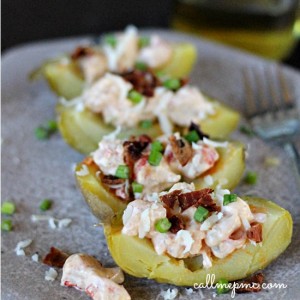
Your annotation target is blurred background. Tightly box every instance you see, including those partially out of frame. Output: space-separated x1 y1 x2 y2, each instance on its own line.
2 0 300 69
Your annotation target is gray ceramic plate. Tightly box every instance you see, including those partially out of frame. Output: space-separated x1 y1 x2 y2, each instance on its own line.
2 30 300 300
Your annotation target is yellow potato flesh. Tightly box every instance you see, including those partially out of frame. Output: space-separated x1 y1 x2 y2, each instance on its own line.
40 43 197 99
105 197 292 286
194 142 245 191
76 141 245 224
43 60 84 100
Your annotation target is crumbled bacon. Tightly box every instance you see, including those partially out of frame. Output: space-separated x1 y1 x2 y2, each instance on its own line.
178 189 218 211
169 215 185 234
120 70 160 97
160 188 219 212
43 247 70 268
101 175 125 186
230 228 245 240
188 122 209 141
247 223 263 243
235 273 264 293
169 135 193 166
160 190 182 209
71 46 94 60
123 140 149 164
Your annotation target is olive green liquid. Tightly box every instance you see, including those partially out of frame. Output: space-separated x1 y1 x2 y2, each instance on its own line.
172 0 299 59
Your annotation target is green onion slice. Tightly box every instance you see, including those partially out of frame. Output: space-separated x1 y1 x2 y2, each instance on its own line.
132 182 143 193
155 218 172 233
1 219 13 232
194 206 209 222
1 201 16 215
115 165 129 179
127 90 143 104
184 130 200 143
244 171 258 185
216 279 231 294
39 199 53 211
163 78 181 91
223 194 238 206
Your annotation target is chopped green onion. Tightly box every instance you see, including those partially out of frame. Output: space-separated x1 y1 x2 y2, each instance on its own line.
239 125 255 136
35 119 58 140
139 36 150 48
223 194 238 206
244 171 258 185
184 130 200 143
194 206 209 223
155 218 172 233
163 78 181 91
46 120 58 132
216 279 230 294
104 35 117 48
135 61 148 71
1 219 13 232
151 141 163 152
39 199 53 211
115 165 129 179
132 182 143 193
35 126 49 140
139 120 153 129
1 201 16 215
127 90 143 104
148 151 163 166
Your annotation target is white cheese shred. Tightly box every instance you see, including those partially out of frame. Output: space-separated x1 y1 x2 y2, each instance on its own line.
160 288 179 300
14 239 32 256
45 267 58 281
76 164 89 177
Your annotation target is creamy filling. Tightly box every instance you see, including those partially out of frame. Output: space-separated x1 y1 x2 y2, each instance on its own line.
84 76 216 131
121 184 266 267
91 133 220 199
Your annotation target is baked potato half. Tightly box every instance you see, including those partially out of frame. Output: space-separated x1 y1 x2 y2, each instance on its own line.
35 43 197 100
57 101 240 154
75 163 292 286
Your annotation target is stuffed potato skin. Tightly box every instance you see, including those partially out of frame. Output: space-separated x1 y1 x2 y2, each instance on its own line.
105 197 292 286
37 43 197 99
75 141 245 224
58 101 240 154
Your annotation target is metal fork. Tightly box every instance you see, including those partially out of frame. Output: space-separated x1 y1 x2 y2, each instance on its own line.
242 65 300 178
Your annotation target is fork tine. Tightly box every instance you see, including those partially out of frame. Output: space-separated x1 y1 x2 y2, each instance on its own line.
242 68 257 118
254 66 270 115
277 67 294 109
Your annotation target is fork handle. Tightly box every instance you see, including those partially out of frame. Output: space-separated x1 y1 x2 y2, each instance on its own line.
284 142 300 182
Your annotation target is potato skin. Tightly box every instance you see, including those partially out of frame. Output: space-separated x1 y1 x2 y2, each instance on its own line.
76 141 245 224
104 197 292 286
76 163 292 286
39 43 197 99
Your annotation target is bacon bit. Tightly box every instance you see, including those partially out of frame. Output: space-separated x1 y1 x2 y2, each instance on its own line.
230 228 245 240
247 223 263 243
249 205 267 214
235 273 264 293
64 281 77 287
43 247 70 268
120 70 161 97
82 156 94 166
180 78 189 87
169 135 193 166
137 134 152 143
188 122 209 140
178 189 218 211
160 190 182 209
123 140 149 163
101 174 125 186
71 46 94 60
169 215 185 234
